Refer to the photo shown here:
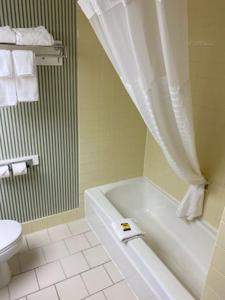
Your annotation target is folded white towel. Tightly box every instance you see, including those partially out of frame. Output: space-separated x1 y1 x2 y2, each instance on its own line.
0 50 13 77
0 50 17 107
111 219 144 243
14 26 54 46
12 162 27 176
0 26 16 44
0 165 10 178
12 50 39 102
12 50 34 76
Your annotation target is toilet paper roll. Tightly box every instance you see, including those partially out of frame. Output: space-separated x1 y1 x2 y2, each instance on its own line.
12 162 27 176
0 165 10 178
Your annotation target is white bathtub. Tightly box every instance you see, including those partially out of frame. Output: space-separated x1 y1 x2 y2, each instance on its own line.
85 177 216 300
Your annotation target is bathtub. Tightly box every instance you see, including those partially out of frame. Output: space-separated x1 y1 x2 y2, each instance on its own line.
85 177 216 300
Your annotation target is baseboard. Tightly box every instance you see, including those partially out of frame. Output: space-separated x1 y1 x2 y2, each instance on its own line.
22 207 84 234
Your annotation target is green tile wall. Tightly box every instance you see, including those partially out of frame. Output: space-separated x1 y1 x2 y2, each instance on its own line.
0 0 78 222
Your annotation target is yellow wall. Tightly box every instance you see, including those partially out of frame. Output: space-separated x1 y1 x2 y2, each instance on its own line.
143 134 188 201
203 208 225 299
144 0 225 229
77 7 146 210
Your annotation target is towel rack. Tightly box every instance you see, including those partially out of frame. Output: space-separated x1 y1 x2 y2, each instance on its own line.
0 41 66 66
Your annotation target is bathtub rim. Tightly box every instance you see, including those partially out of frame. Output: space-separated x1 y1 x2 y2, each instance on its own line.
89 176 217 238
85 177 198 300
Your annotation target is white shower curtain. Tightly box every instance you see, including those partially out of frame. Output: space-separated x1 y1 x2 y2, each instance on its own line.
78 0 206 221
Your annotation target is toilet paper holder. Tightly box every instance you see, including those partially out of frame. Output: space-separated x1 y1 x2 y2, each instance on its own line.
7 159 33 172
0 155 39 178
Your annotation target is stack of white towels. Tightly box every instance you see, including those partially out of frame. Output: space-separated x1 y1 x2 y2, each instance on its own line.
0 26 54 46
0 49 38 106
0 26 54 107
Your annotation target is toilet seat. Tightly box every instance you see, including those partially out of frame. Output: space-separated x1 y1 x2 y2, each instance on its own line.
0 235 22 254
0 220 22 254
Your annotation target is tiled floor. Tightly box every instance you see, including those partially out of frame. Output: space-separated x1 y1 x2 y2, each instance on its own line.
0 219 138 300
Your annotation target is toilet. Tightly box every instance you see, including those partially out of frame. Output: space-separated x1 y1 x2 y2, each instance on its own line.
0 220 23 288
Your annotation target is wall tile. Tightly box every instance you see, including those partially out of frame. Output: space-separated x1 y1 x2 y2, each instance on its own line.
0 0 78 222
217 222 225 249
202 287 221 300
77 7 146 195
211 246 225 276
205 267 225 299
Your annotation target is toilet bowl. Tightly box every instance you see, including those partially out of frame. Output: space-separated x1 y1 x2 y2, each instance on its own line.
0 220 23 288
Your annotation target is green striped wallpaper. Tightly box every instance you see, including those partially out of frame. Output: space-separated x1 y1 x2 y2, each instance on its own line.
0 0 78 222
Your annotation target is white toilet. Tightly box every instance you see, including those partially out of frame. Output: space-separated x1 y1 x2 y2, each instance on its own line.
0 220 23 288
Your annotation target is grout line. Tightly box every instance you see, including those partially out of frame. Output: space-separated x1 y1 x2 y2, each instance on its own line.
102 262 119 284
82 290 107 300
81 250 91 269
58 258 67 279
61 239 70 257
102 263 114 284
80 277 115 300
45 227 53 246
39 246 47 266
17 252 22 274
34 268 41 290
53 284 60 300
80 273 90 297
7 285 11 300
47 227 53 244
84 234 92 248
67 222 74 235
102 289 109 300
23 236 29 250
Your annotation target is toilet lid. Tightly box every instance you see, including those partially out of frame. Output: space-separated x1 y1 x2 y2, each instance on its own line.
0 220 22 252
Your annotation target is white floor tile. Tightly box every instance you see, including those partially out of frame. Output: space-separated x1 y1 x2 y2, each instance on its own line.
61 252 89 277
68 219 90 235
26 230 51 249
65 234 90 254
9 255 20 275
19 248 46 272
85 292 106 300
9 270 39 300
81 266 112 294
43 240 69 262
56 275 88 300
104 281 137 300
84 245 111 268
36 261 66 289
104 261 124 283
0 287 9 300
48 224 71 242
27 286 59 300
85 231 100 247
4 220 141 300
